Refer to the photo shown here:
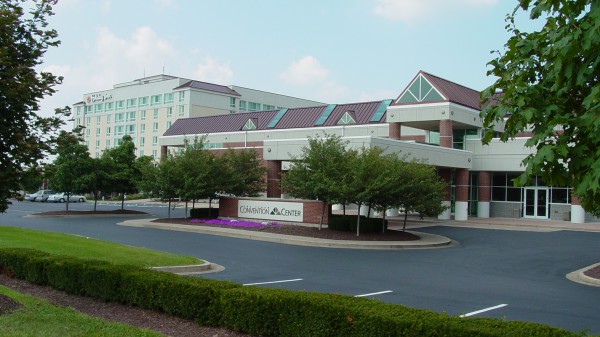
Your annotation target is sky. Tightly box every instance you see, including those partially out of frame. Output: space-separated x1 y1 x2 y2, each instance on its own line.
36 0 543 128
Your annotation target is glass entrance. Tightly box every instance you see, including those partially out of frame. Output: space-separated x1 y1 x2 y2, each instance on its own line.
523 187 548 219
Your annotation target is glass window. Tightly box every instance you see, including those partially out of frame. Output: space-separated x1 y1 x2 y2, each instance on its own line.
127 124 135 134
140 137 145 146
151 94 162 105
152 149 157 159
95 103 103 112
96 116 101 124
140 110 146 120
167 107 172 117
106 114 111 123
86 117 91 125
178 105 185 116
126 98 137 108
115 125 124 135
140 124 146 133
153 122 158 132
76 106 82 114
126 111 136 121
164 93 174 103
166 121 171 129
152 136 158 145
230 97 236 108
115 113 125 122
239 100 247 111
551 188 570 204
105 102 113 111
139 150 144 157
106 139 110 148
85 105 92 113
116 100 125 109
153 109 159 119
95 140 100 149
178 91 185 102
506 187 522 202
95 128 100 136
139 96 148 106
106 127 111 136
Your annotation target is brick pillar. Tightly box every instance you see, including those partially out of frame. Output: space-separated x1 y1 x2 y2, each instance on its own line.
160 146 168 162
389 122 401 140
266 160 282 198
477 171 491 218
455 169 469 221
439 119 453 148
570 193 585 224
438 169 452 220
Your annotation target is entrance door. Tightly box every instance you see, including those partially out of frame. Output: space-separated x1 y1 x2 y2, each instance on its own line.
524 187 549 219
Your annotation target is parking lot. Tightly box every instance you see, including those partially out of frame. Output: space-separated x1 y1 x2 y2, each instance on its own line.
1 201 600 334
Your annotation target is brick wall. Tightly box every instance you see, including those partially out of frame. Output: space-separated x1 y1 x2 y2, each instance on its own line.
439 119 453 148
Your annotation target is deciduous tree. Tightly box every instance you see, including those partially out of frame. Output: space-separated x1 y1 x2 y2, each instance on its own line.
0 0 67 212
481 0 600 214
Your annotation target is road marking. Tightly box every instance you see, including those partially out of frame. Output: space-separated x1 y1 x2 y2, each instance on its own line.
355 290 393 297
243 278 303 286
460 304 508 317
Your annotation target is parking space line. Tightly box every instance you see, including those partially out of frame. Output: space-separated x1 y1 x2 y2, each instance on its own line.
243 278 303 286
460 304 508 317
355 290 393 297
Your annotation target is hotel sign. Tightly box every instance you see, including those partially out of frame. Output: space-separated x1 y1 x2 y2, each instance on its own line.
238 200 303 222
86 93 113 103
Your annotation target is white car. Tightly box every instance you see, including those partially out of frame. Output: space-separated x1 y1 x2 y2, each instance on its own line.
47 192 86 203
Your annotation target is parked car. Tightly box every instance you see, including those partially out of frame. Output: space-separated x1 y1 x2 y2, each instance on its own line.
27 189 57 202
47 192 86 203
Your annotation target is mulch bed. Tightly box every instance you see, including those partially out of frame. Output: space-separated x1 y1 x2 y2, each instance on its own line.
583 264 600 279
0 293 22 315
153 218 420 241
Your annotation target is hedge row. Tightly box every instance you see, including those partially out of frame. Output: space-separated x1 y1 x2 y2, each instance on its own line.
328 214 388 233
0 248 589 337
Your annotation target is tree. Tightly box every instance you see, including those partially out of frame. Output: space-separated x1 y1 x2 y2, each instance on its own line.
81 156 112 211
282 134 351 230
102 135 138 210
220 148 267 197
0 0 68 212
52 130 94 211
134 155 159 198
481 1 600 214
155 153 184 218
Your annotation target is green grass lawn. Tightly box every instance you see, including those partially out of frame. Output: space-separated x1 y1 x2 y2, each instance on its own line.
0 287 165 337
0 226 202 267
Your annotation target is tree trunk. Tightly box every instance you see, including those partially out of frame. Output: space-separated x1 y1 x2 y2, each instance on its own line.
343 204 346 215
93 191 98 211
168 198 172 218
382 209 387 234
185 199 189 219
319 201 326 230
403 210 408 232
367 204 372 218
356 203 361 236
65 193 70 212
121 194 125 210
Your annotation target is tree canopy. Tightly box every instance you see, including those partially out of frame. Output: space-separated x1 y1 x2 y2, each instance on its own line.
481 0 600 214
0 0 67 212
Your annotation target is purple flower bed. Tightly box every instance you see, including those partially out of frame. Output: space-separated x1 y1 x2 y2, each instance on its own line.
189 218 282 228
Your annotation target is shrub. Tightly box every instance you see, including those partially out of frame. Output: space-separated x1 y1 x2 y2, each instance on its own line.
190 207 219 219
328 215 387 233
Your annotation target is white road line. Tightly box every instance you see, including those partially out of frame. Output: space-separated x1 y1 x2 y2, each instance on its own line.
460 304 508 317
355 290 393 297
243 278 303 286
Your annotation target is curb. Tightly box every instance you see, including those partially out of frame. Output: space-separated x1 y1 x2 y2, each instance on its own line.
150 262 225 275
566 263 600 288
118 219 452 250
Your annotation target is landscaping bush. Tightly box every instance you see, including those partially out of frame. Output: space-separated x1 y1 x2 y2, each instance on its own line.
0 248 587 337
190 207 219 219
328 215 387 234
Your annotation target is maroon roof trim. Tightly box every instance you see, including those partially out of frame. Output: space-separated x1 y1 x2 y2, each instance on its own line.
173 80 241 96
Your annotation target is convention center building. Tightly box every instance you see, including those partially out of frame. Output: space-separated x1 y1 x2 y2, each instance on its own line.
159 71 591 224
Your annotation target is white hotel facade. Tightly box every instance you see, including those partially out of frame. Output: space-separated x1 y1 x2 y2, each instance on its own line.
73 74 324 159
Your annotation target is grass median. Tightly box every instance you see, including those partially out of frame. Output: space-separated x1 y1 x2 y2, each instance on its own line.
0 226 202 267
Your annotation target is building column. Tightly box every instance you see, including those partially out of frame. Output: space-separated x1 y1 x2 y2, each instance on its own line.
570 194 585 224
477 171 491 218
389 122 401 140
266 160 282 198
439 119 453 148
438 169 452 220
160 146 168 162
455 169 469 221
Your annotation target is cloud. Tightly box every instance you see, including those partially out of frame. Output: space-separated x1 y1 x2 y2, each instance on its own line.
372 0 498 22
193 57 234 84
280 56 329 86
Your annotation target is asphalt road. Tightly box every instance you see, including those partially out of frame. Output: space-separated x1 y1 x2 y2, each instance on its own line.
1 201 599 334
